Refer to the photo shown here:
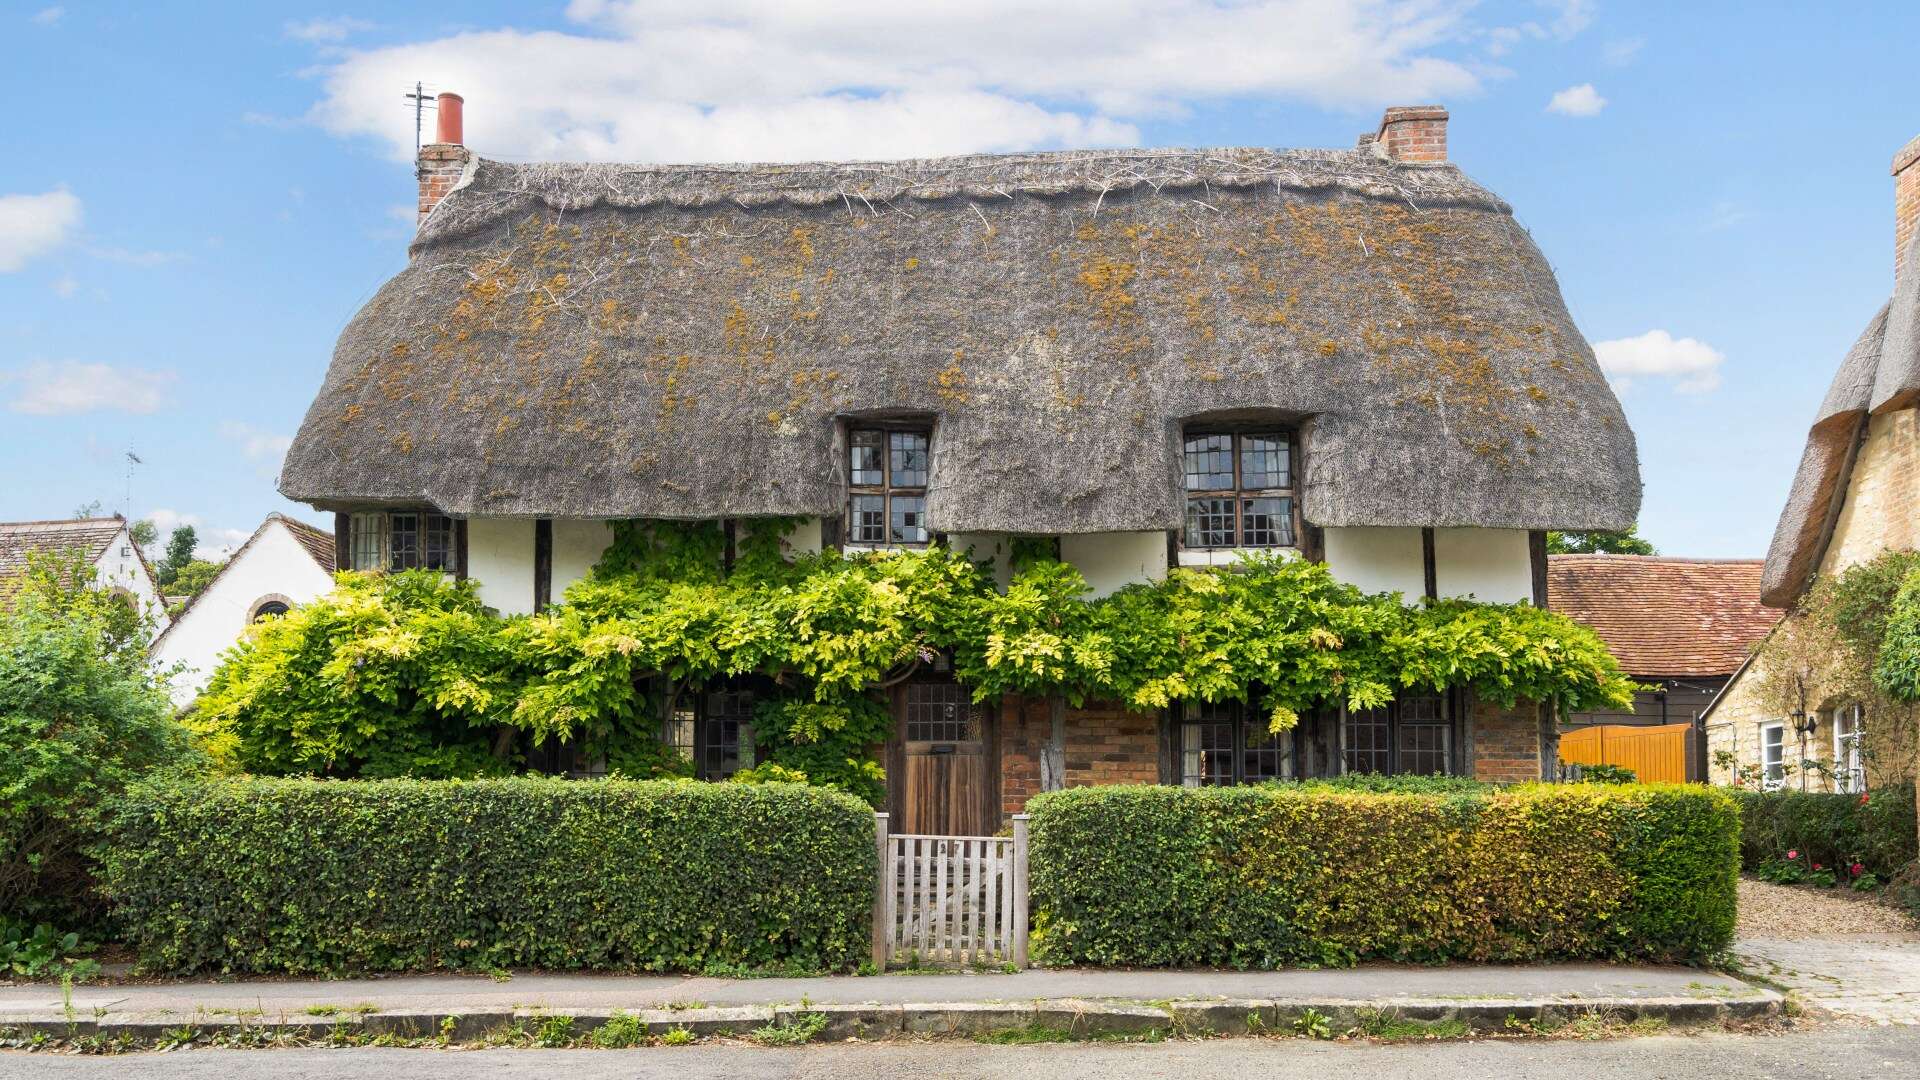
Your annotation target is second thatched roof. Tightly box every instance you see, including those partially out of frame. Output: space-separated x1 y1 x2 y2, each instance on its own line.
280 141 1640 535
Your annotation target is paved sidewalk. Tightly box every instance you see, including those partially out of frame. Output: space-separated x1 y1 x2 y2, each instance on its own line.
1736 933 1920 1025
0 963 1775 1033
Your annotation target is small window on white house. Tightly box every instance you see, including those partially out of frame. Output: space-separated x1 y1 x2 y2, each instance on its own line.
1181 430 1296 549
251 601 290 622
1833 706 1865 794
348 511 457 572
1760 723 1786 791
846 427 930 547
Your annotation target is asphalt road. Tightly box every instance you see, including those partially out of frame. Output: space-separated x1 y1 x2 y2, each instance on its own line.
4 1027 1914 1079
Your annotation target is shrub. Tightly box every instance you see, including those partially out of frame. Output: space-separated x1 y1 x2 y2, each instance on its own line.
1 556 203 922
95 777 876 976
1025 783 1736 968
1728 783 1917 879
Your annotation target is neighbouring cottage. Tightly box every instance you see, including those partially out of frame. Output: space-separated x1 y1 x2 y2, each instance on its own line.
0 515 169 634
1549 555 1780 728
279 97 1642 830
147 513 338 708
1706 123 1920 796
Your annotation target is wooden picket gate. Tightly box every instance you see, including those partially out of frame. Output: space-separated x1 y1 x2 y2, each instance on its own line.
871 813 1029 970
1559 722 1694 783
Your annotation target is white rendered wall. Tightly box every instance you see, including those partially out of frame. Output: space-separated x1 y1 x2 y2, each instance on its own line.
467 518 538 615
551 519 615 600
948 533 1011 589
782 517 823 558
1322 526 1425 600
1061 531 1168 598
150 521 335 706
90 525 169 633
1433 528 1532 603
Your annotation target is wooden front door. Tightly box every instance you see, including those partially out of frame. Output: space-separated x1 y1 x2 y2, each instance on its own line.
892 681 996 836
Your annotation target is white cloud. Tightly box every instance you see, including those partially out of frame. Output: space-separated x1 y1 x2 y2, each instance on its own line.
145 509 251 559
1546 83 1606 117
51 274 78 298
285 16 373 43
1592 330 1724 395
31 7 63 26
220 420 295 476
0 189 82 272
1601 37 1644 67
3 360 177 415
304 1 1523 164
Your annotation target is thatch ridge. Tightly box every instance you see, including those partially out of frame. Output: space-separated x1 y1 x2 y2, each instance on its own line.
282 144 1639 534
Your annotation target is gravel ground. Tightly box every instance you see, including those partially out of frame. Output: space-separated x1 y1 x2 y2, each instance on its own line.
1737 876 1915 937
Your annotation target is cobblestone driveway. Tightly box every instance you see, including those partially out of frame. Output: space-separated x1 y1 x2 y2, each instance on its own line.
1737 933 1920 1025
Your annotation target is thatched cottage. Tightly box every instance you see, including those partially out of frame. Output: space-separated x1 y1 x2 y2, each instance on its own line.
281 99 1640 828
1703 124 1920 795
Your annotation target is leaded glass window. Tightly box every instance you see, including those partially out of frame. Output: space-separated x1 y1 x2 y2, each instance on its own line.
1181 430 1295 549
1180 700 1293 786
1341 692 1455 777
847 426 932 547
348 511 457 572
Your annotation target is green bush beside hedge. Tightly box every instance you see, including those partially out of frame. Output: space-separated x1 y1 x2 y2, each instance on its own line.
1728 782 1917 876
1026 783 1737 968
96 778 875 975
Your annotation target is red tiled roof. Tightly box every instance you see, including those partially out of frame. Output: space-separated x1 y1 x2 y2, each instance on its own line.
277 514 337 571
0 517 131 599
1546 555 1782 677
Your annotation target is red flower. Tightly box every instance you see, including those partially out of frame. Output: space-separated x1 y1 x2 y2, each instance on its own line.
1860 793 1871 805
1813 863 1825 871
1851 863 1865 876
1786 849 1799 860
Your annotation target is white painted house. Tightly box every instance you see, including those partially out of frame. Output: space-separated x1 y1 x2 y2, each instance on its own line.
148 514 337 707
0 516 170 633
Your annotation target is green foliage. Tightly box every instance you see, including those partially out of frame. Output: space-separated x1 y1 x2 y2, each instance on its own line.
196 527 1636 807
95 777 877 975
1025 783 1737 968
165 560 223 602
191 571 520 778
128 519 158 549
1545 526 1656 555
0 917 98 981
1576 763 1638 784
1728 783 1917 879
1874 565 1920 701
155 526 197 589
1 560 202 921
750 1010 827 1045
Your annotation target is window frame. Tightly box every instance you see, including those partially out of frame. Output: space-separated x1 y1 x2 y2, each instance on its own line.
1338 691 1458 777
1759 722 1786 791
1832 706 1864 795
1174 698 1297 787
664 678 762 781
845 423 933 549
1179 427 1300 553
347 510 459 573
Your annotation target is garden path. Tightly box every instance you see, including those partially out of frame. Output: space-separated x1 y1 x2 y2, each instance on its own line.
1735 878 1920 1025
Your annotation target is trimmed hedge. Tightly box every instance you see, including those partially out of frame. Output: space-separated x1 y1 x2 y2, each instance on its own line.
95 778 875 975
1729 782 1917 876
1027 783 1738 968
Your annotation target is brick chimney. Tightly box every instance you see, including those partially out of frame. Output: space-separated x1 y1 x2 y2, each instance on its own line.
417 92 469 226
1372 105 1449 164
1895 132 1920 280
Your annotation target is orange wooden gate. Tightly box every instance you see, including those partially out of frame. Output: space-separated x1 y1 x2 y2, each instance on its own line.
1558 723 1692 784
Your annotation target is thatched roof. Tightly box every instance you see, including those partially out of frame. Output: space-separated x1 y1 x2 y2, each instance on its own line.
281 143 1640 534
1762 230 1920 605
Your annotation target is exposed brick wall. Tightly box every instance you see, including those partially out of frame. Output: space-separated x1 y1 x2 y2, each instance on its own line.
1818 408 1920 578
997 696 1162 816
1375 106 1448 164
1896 133 1920 279
417 144 470 225
1470 696 1543 783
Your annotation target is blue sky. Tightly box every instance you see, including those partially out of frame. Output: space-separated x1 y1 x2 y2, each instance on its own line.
1 2 1914 558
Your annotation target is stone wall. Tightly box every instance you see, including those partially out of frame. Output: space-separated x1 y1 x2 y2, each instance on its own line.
1817 408 1920 579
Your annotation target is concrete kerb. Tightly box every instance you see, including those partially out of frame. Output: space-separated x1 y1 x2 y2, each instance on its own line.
0 990 1783 1045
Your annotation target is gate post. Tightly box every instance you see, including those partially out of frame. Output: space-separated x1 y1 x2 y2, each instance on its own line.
1011 813 1030 969
871 812 890 972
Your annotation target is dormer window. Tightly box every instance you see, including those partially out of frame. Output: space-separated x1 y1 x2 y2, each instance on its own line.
1182 430 1296 549
847 427 930 547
